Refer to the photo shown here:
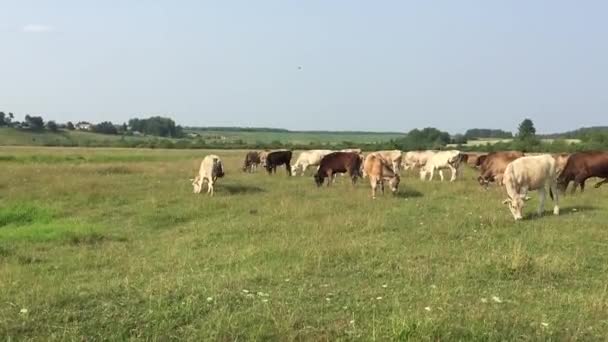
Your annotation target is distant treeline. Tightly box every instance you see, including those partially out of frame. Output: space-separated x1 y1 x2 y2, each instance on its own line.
464 128 513 139
186 126 403 135
541 126 608 139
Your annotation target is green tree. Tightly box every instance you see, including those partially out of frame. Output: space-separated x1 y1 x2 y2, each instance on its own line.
517 118 536 140
25 115 45 130
46 120 59 132
93 121 118 135
0 112 5 126
66 121 75 130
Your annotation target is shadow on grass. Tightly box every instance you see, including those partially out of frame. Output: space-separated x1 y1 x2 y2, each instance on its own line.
222 184 265 195
394 189 424 198
524 205 598 220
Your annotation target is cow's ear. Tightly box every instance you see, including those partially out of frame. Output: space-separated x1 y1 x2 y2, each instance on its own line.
502 198 511 205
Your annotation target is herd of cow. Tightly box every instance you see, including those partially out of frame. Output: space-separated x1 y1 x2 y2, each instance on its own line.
190 149 608 220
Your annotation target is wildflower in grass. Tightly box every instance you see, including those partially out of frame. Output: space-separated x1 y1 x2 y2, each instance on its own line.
342 306 348 310
430 284 437 289
20 308 28 314
382 284 388 288
285 278 290 282
492 296 502 303
242 289 249 293
376 296 383 300
206 297 213 302
261 299 268 303
481 298 488 303
541 322 549 327
326 298 331 302
424 307 431 311
349 320 355 324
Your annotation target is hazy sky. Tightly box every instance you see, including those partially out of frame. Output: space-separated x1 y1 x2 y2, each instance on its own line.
1 1 606 134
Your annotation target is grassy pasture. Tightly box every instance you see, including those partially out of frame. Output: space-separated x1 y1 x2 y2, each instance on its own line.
1 147 608 340
187 130 404 144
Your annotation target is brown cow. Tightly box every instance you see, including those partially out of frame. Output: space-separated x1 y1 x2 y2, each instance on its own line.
477 151 524 187
242 151 261 173
557 151 608 194
363 153 400 198
463 152 487 168
314 152 362 187
264 150 293 176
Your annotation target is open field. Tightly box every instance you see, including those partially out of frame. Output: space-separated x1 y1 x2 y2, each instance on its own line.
0 128 404 147
187 130 405 144
1 147 608 340
448 138 582 148
0 128 147 147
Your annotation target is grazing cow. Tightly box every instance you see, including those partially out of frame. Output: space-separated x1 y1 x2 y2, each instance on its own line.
291 150 334 176
191 155 225 196
369 150 403 174
314 152 362 186
242 151 261 173
402 150 436 171
420 150 463 182
363 154 400 198
265 150 293 175
502 154 559 220
463 152 487 169
477 151 524 187
557 151 608 194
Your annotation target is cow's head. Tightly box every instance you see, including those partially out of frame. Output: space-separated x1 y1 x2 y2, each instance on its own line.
314 173 324 187
502 196 526 220
477 176 490 187
389 175 400 194
214 160 225 178
191 176 202 194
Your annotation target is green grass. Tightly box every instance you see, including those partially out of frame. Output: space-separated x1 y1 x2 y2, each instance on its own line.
1 147 607 340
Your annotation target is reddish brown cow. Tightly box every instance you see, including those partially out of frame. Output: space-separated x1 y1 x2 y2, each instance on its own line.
314 152 362 187
477 151 524 187
463 152 487 168
557 151 608 194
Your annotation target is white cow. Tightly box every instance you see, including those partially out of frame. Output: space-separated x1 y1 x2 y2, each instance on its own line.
502 154 560 220
420 150 463 182
190 155 225 196
402 150 436 171
291 150 334 176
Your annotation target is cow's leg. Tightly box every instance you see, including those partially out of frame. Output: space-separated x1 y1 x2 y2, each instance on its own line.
380 180 385 194
449 165 457 182
301 163 308 176
496 174 504 187
594 178 608 188
537 187 546 216
419 169 427 181
326 170 333 187
370 177 377 199
550 182 560 215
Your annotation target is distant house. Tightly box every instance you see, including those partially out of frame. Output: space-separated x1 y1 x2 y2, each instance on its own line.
132 131 143 136
75 121 92 131
187 132 201 138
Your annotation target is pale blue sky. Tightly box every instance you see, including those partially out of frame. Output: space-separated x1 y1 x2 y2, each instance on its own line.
1 1 606 134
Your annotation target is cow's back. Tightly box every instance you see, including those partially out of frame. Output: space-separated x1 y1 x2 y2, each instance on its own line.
506 155 555 191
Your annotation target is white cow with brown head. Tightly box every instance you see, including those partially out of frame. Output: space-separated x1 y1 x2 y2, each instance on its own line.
502 154 560 220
